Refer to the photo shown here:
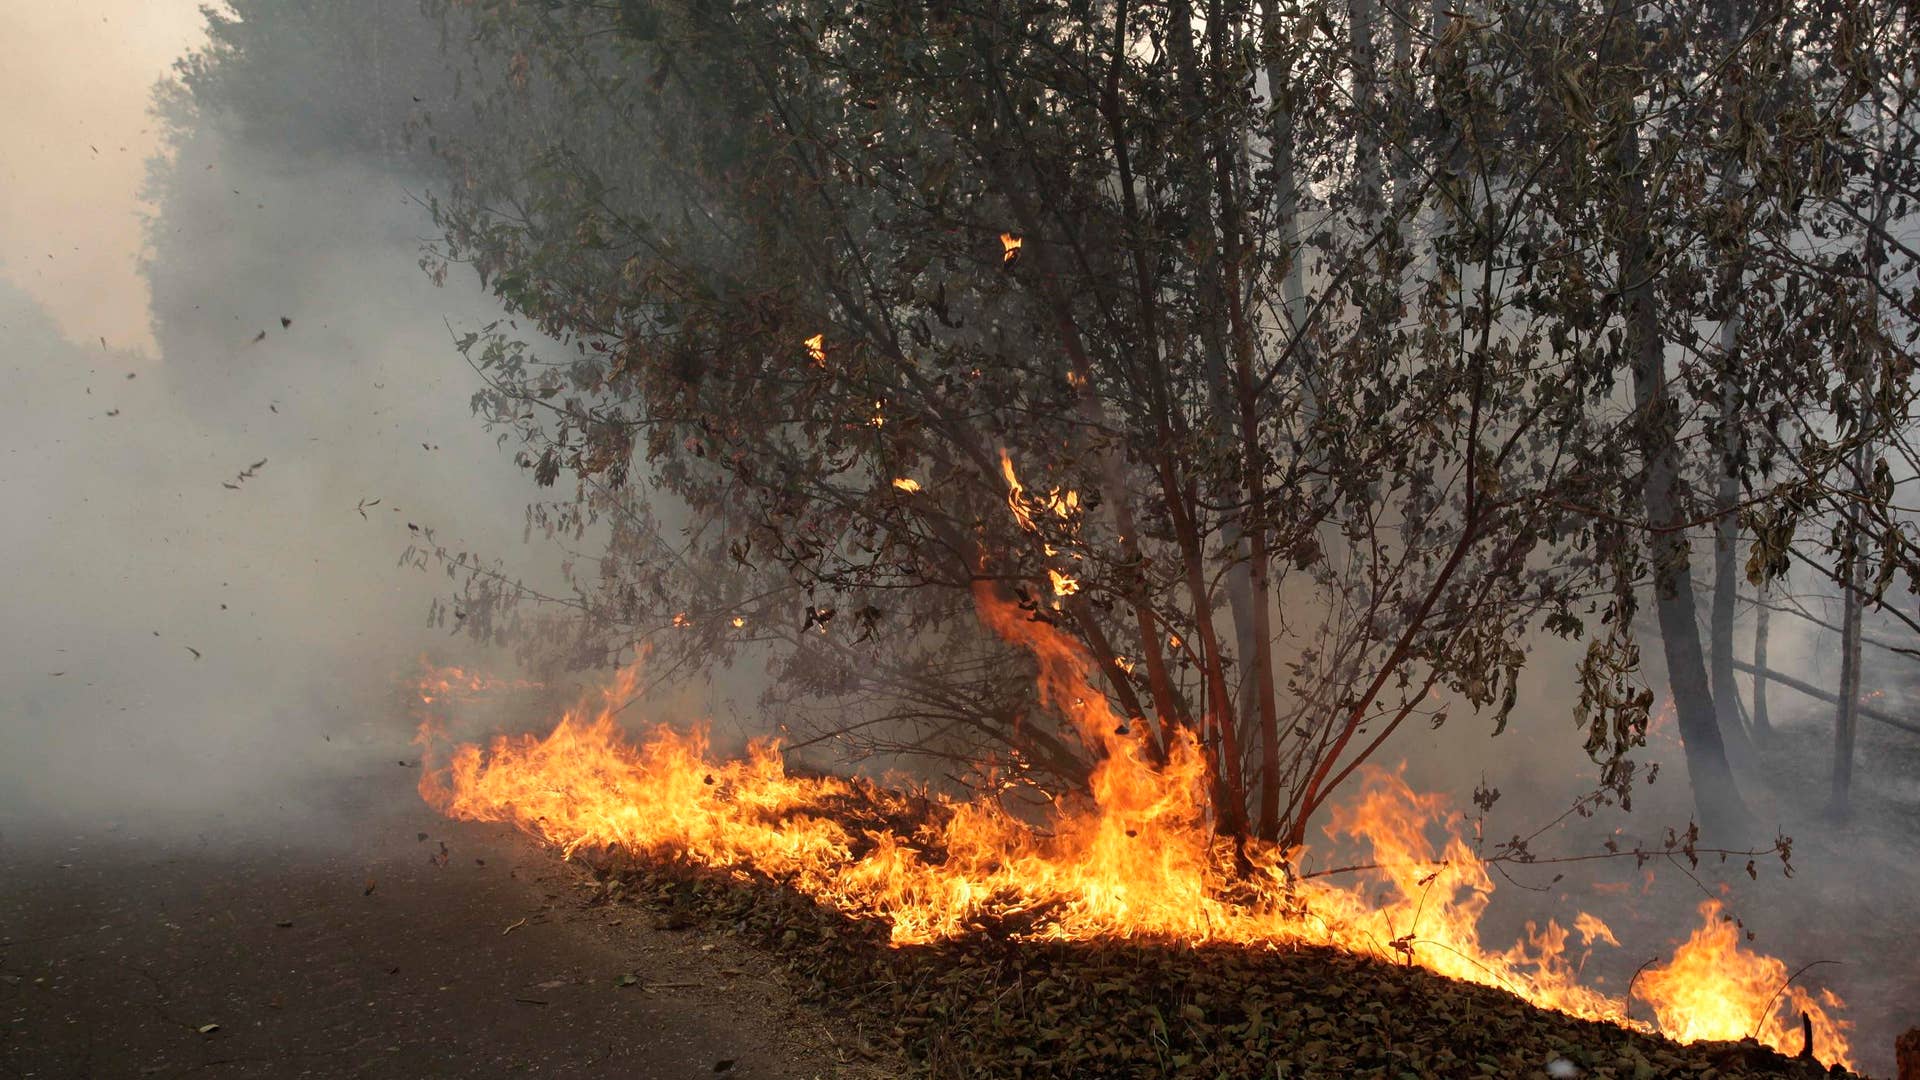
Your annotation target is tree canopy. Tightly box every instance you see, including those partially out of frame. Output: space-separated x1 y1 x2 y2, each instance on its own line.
396 0 1920 845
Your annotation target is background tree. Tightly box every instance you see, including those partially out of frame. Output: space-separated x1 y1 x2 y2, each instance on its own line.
413 0 1920 847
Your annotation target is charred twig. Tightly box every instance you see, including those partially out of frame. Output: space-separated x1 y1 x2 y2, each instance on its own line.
1747 959 1841 1045
1622 955 1662 1025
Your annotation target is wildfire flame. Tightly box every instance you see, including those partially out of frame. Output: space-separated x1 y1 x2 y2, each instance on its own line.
891 477 921 494
804 333 826 367
1000 231 1023 264
1636 900 1850 1058
414 632 1850 1067
1575 910 1621 948
1000 450 1079 535
412 453 1852 1069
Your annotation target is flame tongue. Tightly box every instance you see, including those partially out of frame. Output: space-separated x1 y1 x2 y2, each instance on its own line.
415 653 1850 1068
1634 900 1850 1058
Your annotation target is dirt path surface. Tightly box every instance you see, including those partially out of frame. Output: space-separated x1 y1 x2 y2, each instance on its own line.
0 766 881 1080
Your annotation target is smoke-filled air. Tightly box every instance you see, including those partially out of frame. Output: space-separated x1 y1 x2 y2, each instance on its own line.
3 2 1918 1078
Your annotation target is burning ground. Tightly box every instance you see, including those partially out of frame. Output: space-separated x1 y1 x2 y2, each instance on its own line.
413 638 1862 1078
527 855 1850 1079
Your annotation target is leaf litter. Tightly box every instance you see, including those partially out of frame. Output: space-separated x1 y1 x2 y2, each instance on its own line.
546 849 1855 1079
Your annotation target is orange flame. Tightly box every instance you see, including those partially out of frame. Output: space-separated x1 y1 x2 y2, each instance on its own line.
999 450 1079 535
999 232 1023 264
413 454 1851 1067
1575 911 1621 948
1633 900 1850 1065
804 333 826 367
891 477 922 494
414 621 1850 1066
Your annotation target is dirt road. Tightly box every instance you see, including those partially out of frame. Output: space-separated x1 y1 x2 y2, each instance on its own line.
1 764 870 1079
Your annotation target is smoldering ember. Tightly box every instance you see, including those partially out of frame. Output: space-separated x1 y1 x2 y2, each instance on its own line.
4 2 1920 1078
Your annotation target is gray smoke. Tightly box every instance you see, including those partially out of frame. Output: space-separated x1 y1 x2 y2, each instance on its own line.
0 7 1912 1071
0 136 556 840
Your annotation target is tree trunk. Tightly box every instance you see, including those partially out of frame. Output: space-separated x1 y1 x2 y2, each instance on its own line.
1710 314 1757 770
1613 40 1751 836
1206 0 1281 840
1830 440 1867 821
1347 0 1381 224
1833 114 1891 821
1642 465 1751 836
1161 456 1250 835
1259 0 1313 379
1707 0 1755 770
1749 586 1773 744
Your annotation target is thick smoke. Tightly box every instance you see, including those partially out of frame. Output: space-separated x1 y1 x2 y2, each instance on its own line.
0 4 1913 1071
0 135 556 840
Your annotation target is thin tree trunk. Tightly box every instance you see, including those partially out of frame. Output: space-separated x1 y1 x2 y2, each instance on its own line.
1830 440 1867 820
1750 585 1773 744
1259 0 1311 356
1096 0 1192 757
1711 314 1757 770
1612 22 1751 835
1707 0 1755 772
1636 375 1751 836
1206 0 1281 839
1145 0 1250 832
1348 0 1381 225
1834 112 1892 820
1161 456 1250 834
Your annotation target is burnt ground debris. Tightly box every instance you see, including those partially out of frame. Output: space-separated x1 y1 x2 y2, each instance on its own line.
557 837 1859 1079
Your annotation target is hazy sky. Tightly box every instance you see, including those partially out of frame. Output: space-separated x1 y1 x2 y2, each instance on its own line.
0 1 206 354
